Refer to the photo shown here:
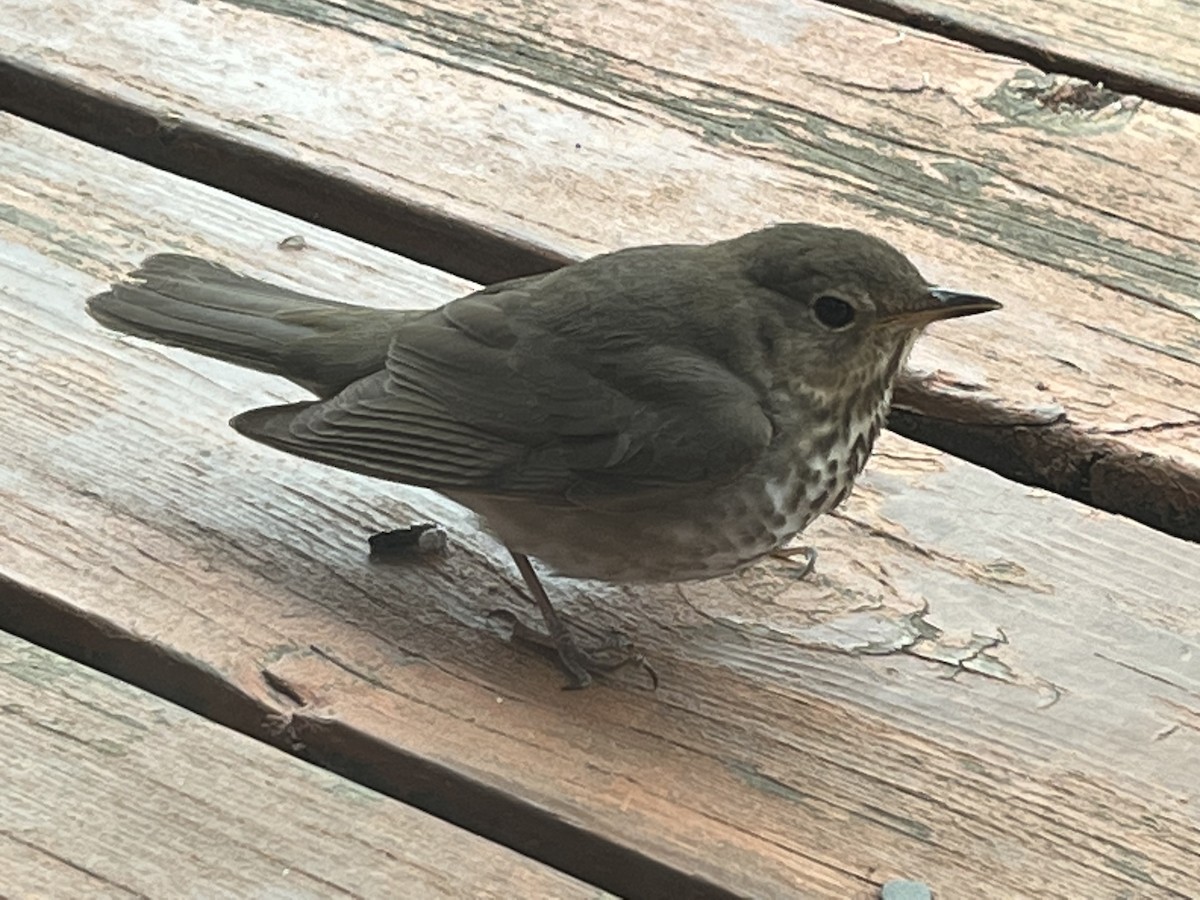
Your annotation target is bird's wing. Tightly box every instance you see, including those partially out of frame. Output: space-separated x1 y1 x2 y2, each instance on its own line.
232 287 774 507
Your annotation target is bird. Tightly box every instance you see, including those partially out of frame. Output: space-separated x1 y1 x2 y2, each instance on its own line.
87 223 1000 687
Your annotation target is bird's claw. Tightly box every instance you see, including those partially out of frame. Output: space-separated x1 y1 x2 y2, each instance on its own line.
771 544 818 580
486 608 659 691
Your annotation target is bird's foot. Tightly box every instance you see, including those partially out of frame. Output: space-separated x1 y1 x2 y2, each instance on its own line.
368 523 449 561
502 550 658 690
487 608 658 690
771 544 818 579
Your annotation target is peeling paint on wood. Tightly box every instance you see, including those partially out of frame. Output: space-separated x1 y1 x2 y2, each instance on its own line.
831 0 1200 112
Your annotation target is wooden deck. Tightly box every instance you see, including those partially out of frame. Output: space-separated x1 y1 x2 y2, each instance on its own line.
1 1 1198 897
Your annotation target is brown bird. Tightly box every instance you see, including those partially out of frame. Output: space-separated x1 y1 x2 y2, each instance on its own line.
87 224 999 687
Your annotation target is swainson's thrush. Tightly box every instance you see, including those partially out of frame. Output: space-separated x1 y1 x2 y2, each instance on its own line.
88 224 999 687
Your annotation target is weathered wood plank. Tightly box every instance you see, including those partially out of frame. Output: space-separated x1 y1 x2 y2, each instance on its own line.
0 629 613 898
3 114 1199 899
833 0 1200 109
2 0 1197 539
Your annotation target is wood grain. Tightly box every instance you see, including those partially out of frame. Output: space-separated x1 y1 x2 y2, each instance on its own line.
1 0 1198 539
831 0 1200 109
0 631 610 898
3 114 1199 898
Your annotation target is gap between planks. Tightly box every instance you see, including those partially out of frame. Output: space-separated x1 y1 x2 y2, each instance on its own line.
816 0 1200 115
0 576 737 900
0 629 614 899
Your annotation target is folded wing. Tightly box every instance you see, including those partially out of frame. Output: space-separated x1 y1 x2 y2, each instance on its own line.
233 284 774 507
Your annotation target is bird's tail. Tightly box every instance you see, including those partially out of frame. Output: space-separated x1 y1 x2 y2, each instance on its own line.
88 254 416 397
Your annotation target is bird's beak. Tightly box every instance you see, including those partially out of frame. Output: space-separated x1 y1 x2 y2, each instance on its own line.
881 288 1002 325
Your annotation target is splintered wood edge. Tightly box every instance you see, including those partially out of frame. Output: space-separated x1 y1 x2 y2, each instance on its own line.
3 114 1199 898
0 0 1195 540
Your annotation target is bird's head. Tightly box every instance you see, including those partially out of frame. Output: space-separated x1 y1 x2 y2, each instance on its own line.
732 223 1000 397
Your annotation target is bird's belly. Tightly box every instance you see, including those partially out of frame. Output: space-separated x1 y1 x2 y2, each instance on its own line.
458 469 849 583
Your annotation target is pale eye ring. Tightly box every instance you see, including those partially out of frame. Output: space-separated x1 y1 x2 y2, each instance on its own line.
813 295 856 330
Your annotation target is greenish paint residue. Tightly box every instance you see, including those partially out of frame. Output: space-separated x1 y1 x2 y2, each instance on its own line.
260 643 307 665
981 69 1140 136
84 737 132 757
1106 849 1160 886
727 760 820 813
323 778 384 803
231 115 283 134
903 608 943 644
880 879 933 900
856 805 935 843
0 202 141 274
0 644 156 737
1084 319 1200 364
978 560 1054 594
929 160 993 199
908 630 1016 683
0 202 92 255
0 644 83 687
727 604 943 656
959 757 990 778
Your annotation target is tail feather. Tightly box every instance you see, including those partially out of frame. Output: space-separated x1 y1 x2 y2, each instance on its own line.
88 254 415 397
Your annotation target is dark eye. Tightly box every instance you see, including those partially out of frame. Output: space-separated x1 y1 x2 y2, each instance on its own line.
813 295 856 330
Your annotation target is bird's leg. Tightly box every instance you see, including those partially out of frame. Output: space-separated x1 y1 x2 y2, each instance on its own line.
502 552 658 690
770 545 818 580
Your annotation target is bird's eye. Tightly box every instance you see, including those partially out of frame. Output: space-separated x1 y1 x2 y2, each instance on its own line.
813 295 856 330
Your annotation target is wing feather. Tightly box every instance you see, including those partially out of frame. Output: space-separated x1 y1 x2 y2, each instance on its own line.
233 283 775 505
